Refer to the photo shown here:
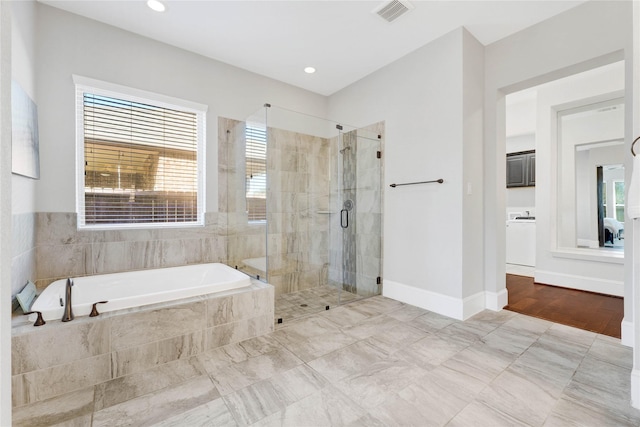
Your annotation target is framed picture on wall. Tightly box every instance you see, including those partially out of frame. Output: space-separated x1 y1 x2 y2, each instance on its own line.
11 80 40 180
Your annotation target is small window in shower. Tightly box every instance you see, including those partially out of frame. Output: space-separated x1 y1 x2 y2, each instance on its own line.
246 125 267 222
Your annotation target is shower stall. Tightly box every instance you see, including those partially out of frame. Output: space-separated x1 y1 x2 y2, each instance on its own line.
221 105 383 320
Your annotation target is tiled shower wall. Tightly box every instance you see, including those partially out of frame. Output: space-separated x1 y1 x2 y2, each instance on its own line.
220 117 267 278
221 116 331 296
12 213 37 298
266 127 331 295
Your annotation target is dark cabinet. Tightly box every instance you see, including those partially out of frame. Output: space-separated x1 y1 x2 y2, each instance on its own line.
506 150 535 187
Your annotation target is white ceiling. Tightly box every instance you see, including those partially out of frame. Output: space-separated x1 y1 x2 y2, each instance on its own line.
39 0 587 96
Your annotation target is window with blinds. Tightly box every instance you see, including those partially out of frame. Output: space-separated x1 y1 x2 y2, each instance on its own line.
75 80 206 228
245 125 267 221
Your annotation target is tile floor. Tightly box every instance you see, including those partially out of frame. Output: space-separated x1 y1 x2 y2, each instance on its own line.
13 294 640 426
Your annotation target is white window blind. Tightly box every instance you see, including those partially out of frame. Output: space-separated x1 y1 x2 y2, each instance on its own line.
245 125 267 221
75 80 206 228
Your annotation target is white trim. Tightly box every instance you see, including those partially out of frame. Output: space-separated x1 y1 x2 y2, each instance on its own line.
73 77 207 229
534 269 623 297
72 74 208 113
382 280 488 320
551 249 624 264
621 319 634 347
462 291 487 320
632 369 640 410
485 289 509 311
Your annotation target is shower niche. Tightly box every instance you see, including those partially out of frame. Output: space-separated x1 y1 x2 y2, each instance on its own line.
221 105 383 317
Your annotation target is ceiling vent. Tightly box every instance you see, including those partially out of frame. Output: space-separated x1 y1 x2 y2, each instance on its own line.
373 0 414 23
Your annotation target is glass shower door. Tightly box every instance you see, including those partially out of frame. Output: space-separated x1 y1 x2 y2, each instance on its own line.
330 127 383 303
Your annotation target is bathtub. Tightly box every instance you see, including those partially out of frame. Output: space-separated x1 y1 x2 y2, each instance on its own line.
30 263 251 321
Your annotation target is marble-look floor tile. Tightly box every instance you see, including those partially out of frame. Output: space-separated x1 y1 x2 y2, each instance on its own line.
587 335 633 369
545 322 597 348
397 332 467 370
437 319 497 347
442 342 513 384
333 358 429 410
206 346 302 395
364 322 428 356
502 314 553 336
273 319 358 362
223 379 287 425
446 401 531 427
150 398 237 427
92 375 220 427
12 387 95 427
198 335 284 373
563 355 640 424
266 364 328 405
478 369 558 426
408 311 457 333
480 324 538 357
544 396 639 427
384 303 428 322
346 413 388 427
250 385 365 427
319 305 370 328
339 314 403 340
94 356 205 411
467 309 518 329
307 340 389 383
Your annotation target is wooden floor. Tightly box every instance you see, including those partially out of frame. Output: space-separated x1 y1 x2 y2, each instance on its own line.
505 274 623 338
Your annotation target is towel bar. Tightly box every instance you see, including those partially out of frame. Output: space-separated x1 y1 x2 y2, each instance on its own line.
390 179 444 188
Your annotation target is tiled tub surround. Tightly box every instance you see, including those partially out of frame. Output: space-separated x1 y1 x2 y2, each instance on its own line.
11 280 273 416
34 211 227 289
12 212 37 298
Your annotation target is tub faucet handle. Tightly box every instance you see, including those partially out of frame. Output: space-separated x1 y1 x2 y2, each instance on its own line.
24 311 46 327
90 301 109 317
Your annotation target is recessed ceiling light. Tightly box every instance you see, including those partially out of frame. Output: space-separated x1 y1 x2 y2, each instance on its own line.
304 67 316 74
147 0 166 12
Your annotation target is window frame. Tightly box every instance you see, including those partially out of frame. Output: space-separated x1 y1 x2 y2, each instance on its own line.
245 124 267 223
74 75 207 230
613 179 625 222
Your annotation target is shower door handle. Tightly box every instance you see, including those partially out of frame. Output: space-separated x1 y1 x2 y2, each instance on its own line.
340 209 349 229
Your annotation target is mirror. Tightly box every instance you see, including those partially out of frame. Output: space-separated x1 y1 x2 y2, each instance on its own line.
557 98 624 252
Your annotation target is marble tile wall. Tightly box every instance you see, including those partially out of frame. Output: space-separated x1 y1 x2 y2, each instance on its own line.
221 116 332 296
33 211 226 289
219 117 268 278
265 128 331 296
11 281 273 410
12 212 37 299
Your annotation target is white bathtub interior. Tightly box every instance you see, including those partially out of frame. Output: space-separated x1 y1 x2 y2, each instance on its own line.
30 263 251 321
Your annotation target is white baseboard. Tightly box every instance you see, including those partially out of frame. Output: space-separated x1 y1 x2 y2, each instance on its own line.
383 280 492 320
534 270 623 297
621 319 634 348
632 369 640 410
485 289 509 311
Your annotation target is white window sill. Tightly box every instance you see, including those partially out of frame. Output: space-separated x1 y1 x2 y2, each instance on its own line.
552 248 624 264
